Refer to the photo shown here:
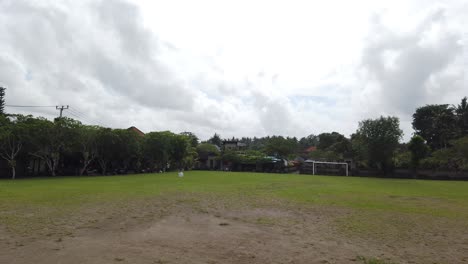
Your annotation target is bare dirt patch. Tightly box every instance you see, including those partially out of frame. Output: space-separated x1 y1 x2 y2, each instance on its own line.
1 194 467 264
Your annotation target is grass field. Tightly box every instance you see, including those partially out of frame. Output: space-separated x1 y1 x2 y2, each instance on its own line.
1 171 468 264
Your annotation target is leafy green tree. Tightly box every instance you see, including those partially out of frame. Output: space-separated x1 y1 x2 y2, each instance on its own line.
196 143 220 158
455 97 468 137
394 150 411 169
180 132 199 148
264 136 298 158
0 115 30 179
143 131 174 171
350 133 368 167
299 134 319 149
420 137 468 171
221 150 241 164
317 132 346 150
308 149 340 161
413 104 457 149
114 129 142 172
238 150 268 164
171 134 191 169
450 136 468 170
0 87 5 115
95 128 119 175
26 117 80 176
408 135 430 173
208 133 222 147
355 116 403 175
75 125 99 176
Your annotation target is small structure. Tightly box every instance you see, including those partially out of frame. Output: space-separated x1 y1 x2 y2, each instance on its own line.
196 145 221 170
222 140 247 151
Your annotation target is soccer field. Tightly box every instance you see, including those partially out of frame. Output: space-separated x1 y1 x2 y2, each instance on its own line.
1 171 467 263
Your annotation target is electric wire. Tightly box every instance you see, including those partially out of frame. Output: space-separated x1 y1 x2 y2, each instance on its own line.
5 105 56 108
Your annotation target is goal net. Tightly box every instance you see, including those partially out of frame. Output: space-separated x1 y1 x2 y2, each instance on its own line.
302 160 349 176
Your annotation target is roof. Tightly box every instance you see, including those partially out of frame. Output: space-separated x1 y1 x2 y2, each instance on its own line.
223 140 238 144
304 146 317 153
128 126 145 137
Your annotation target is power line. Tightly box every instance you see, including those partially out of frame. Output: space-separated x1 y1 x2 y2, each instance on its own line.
5 105 56 108
67 109 99 126
68 107 89 117
68 107 109 127
5 104 110 128
65 111 97 125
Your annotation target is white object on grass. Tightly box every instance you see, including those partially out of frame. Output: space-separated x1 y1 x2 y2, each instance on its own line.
178 171 184 177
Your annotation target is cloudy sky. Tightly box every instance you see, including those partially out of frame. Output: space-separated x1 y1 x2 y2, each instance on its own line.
1 0 467 141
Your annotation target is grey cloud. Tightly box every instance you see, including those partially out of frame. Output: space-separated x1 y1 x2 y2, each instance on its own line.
362 8 464 115
0 0 194 116
251 91 299 136
94 0 154 61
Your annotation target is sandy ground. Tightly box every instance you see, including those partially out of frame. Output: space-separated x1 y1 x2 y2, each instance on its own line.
1 196 467 264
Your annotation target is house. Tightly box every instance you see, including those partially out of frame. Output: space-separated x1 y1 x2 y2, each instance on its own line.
222 140 247 151
195 145 221 170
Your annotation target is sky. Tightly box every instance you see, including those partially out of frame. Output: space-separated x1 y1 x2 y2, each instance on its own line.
1 0 467 141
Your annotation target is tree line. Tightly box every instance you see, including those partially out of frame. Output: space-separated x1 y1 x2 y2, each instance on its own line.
202 97 468 176
0 99 197 179
1 86 467 179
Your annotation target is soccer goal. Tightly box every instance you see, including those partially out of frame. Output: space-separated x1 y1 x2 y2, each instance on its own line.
304 160 349 176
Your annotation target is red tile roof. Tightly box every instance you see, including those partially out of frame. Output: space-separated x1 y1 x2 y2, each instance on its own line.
305 146 317 153
128 126 145 137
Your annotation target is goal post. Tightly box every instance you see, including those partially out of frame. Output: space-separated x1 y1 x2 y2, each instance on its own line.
307 160 349 176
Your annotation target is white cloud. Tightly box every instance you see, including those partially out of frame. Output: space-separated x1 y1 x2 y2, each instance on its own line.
1 0 467 141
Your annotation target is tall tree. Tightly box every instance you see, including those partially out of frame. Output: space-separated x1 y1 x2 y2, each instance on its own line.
180 131 199 148
114 129 142 172
196 143 220 158
264 136 298 158
95 128 118 175
0 115 29 179
0 87 5 115
412 104 457 150
171 134 191 169
317 132 346 150
408 135 430 173
208 133 222 147
356 116 403 175
26 118 61 176
455 97 468 137
143 131 174 171
75 125 99 176
299 134 319 149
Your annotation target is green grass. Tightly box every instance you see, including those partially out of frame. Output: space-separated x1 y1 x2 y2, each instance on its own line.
3 171 466 263
1 170 468 238
357 256 397 264
1 171 468 219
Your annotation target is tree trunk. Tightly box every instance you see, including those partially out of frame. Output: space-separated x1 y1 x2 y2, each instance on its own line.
80 159 89 176
11 166 15 180
45 159 55 177
98 159 107 175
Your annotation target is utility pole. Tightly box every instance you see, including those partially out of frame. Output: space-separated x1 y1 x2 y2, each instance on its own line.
56 105 69 118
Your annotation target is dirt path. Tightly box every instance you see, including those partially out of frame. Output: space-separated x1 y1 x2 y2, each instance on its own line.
1 196 467 264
